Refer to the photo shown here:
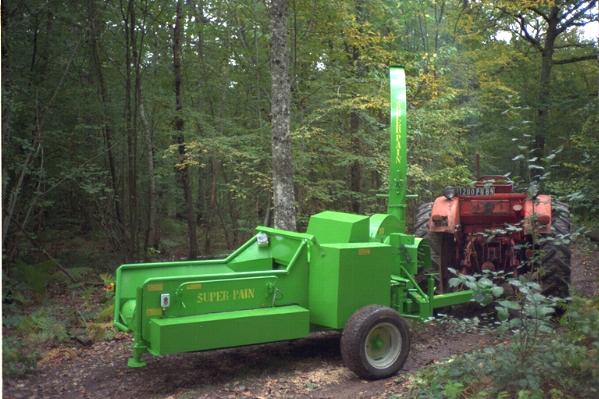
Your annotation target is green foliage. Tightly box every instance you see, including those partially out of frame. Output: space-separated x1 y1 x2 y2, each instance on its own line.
2 0 597 262
408 275 599 398
2 263 121 378
12 260 55 297
2 308 69 377
548 101 599 225
1 0 598 384
2 336 39 378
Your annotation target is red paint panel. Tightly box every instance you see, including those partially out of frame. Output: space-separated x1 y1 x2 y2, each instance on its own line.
429 197 460 233
459 198 524 226
468 200 511 216
523 195 552 234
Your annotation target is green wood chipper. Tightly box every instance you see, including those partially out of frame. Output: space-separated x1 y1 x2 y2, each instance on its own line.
113 67 473 380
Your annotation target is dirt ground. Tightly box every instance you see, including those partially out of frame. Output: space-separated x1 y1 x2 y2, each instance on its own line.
4 244 598 399
571 242 599 297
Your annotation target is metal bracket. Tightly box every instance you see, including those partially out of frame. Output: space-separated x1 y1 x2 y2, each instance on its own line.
271 288 282 307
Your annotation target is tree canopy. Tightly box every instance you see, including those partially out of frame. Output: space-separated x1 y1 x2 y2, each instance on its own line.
2 0 598 262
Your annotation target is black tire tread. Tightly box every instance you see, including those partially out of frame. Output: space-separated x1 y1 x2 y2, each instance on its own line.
539 200 571 297
414 202 443 269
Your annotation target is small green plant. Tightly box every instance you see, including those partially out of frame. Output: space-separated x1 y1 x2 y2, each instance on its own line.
99 272 115 299
2 308 69 377
406 274 599 398
2 336 39 377
450 270 561 358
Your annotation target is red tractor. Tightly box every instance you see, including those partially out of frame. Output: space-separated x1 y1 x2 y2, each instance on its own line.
415 175 571 297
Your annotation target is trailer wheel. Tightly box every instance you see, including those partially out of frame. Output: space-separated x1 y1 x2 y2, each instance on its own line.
341 305 410 380
539 200 571 298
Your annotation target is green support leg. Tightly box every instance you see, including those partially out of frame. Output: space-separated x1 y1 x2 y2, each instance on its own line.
128 340 147 368
426 273 436 300
128 287 147 368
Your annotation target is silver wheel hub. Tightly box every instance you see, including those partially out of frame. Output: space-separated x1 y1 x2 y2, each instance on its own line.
364 322 402 369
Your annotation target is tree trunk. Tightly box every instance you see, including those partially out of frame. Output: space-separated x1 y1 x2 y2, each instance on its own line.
346 0 365 213
87 0 123 230
1 1 12 245
193 0 210 253
2 3 53 247
350 111 361 213
2 1 11 152
174 0 198 258
129 0 140 257
140 99 159 253
219 166 237 248
122 0 137 259
534 7 558 166
269 0 296 231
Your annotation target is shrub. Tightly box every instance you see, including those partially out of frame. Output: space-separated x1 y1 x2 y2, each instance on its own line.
405 277 599 398
2 308 69 377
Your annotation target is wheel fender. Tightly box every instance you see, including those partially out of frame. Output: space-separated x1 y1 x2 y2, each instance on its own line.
429 196 460 234
524 195 551 235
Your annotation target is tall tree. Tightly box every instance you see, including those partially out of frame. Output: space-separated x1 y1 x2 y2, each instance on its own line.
173 0 199 258
87 0 123 245
121 0 138 258
499 0 598 164
2 0 597 270
269 0 296 230
347 0 365 214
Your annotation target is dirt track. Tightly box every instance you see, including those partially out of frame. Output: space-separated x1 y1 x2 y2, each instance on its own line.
3 319 495 399
4 245 597 399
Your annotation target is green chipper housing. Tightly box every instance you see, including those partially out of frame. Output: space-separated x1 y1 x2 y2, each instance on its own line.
113 67 473 380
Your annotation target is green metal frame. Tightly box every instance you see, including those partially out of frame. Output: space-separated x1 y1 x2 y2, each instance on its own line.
113 67 474 368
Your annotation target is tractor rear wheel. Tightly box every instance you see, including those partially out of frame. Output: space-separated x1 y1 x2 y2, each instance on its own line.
539 200 571 297
414 202 436 264
341 305 410 380
414 202 454 292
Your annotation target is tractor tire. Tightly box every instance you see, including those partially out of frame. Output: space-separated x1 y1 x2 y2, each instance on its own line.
539 200 571 298
414 202 439 267
340 305 410 380
414 202 455 291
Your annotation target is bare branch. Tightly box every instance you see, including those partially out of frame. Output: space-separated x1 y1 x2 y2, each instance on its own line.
556 0 597 35
497 7 542 50
554 42 594 49
515 14 543 51
553 53 597 64
559 0 588 21
569 19 598 28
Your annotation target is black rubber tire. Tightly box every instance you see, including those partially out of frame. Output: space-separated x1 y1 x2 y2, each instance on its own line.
340 305 410 380
414 202 440 268
539 200 571 298
414 202 455 291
